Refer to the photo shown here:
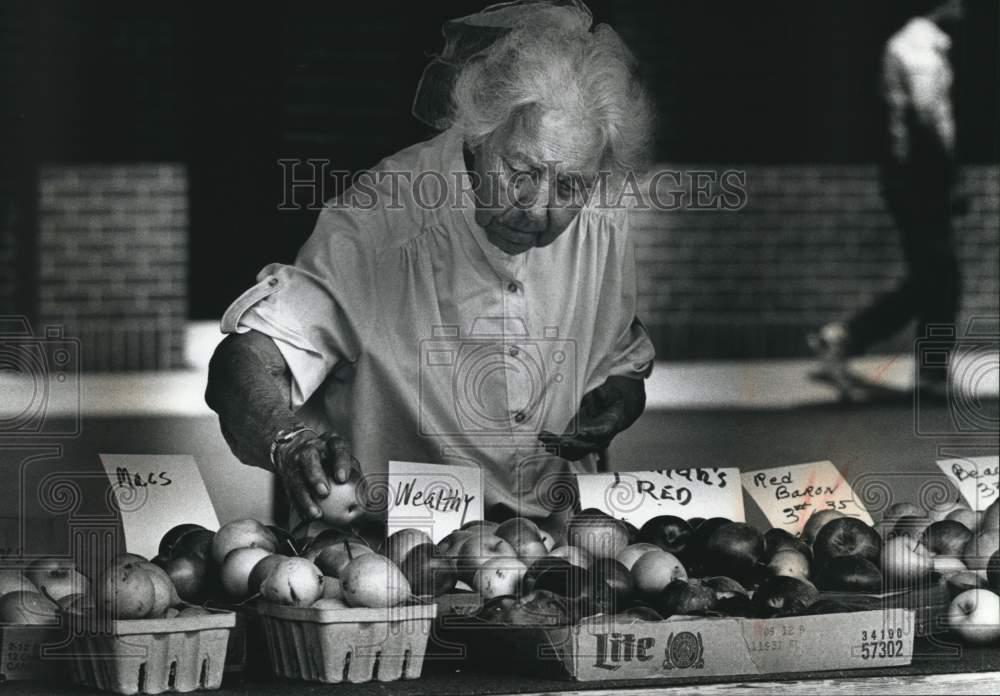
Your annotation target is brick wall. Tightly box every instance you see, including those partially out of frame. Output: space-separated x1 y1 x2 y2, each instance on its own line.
632 164 1000 359
36 164 188 371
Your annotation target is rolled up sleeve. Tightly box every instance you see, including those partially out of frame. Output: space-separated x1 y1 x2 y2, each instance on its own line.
607 220 656 380
220 205 378 407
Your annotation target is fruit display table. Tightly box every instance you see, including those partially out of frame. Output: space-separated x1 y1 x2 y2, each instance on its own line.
1 638 998 696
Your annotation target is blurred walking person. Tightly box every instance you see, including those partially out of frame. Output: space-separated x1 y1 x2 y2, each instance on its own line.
809 0 965 399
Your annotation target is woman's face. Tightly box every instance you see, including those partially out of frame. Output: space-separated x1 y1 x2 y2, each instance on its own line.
469 108 603 255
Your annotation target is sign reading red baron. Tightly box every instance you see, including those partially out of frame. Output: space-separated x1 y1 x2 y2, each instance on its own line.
592 631 706 671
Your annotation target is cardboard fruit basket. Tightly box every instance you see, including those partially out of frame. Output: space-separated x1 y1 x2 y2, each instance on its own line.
0 625 65 683
69 609 236 695
256 601 437 684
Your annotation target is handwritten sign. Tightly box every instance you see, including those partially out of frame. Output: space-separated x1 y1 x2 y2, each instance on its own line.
386 461 483 542
100 454 219 559
936 456 999 510
576 468 745 527
742 460 872 535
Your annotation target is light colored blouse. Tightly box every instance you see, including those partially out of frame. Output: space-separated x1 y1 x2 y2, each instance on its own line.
221 127 654 518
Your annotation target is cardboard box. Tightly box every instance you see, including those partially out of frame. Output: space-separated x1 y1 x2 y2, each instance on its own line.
433 605 916 681
0 626 64 683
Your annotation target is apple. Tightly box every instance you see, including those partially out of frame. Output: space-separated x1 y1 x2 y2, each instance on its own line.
946 589 1000 644
340 554 410 608
474 556 528 600
656 579 717 617
989 552 1000 593
701 576 748 598
157 523 206 559
547 545 592 569
210 519 278 566
631 550 687 597
494 518 542 548
566 512 629 560
0 591 58 624
141 561 180 616
891 515 932 541
516 540 549 561
801 509 845 546
177 605 212 618
752 576 819 618
922 520 974 557
171 529 215 561
766 549 810 581
314 542 373 579
622 604 663 622
0 570 37 598
882 536 933 587
260 557 324 607
814 556 883 593
616 543 661 571
435 530 475 558
812 517 882 566
316 468 369 527
383 528 433 569
311 597 349 609
400 543 456 597
154 553 211 603
522 558 592 608
883 502 922 522
928 499 969 524
588 559 635 615
320 576 343 599
538 528 556 552
962 530 1000 571
455 534 517 584
97 560 157 619
684 517 734 573
946 508 980 531
932 555 968 580
503 589 571 626
702 522 764 585
763 528 811 562
221 547 273 599
460 520 499 534
979 499 999 533
688 517 706 529
267 526 299 556
303 530 369 561
476 595 519 624
58 592 95 614
247 554 287 596
638 515 693 557
947 570 985 597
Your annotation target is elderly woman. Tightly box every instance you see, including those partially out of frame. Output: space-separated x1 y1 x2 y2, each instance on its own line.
205 1 655 531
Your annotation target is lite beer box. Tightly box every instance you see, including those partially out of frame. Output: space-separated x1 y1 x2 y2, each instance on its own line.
457 608 915 682
0 626 64 683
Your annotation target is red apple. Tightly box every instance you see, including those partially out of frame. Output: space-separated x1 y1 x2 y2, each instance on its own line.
638 515 693 557
963 529 1000 571
703 522 765 585
752 576 819 617
171 529 215 561
494 518 542 548
153 553 210 603
548 545 593 569
434 530 475 558
814 556 882 593
812 517 881 566
157 523 207 559
946 508 980 531
946 588 1000 644
314 542 374 579
656 579 717 617
210 519 278 566
922 520 974 558
400 543 456 597
801 509 845 546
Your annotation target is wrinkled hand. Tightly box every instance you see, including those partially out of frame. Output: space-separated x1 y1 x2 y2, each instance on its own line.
538 381 629 461
274 431 358 520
